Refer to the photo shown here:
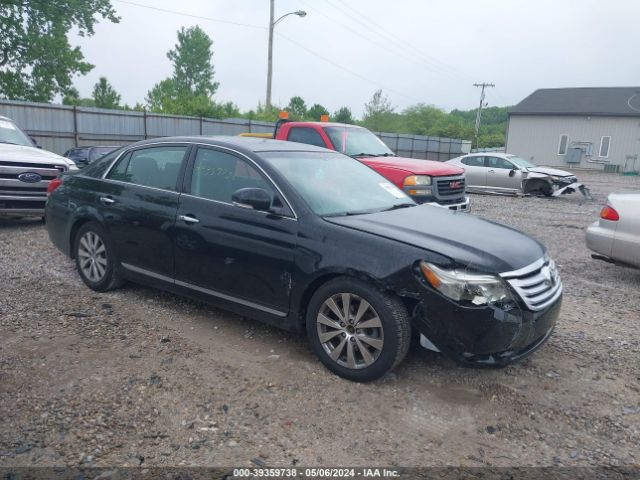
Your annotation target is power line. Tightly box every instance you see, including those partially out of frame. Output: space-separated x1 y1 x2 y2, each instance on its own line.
330 0 474 81
113 0 266 30
275 32 421 103
112 0 420 105
297 0 458 80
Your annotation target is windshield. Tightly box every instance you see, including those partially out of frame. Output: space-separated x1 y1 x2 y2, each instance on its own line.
323 126 394 157
261 151 414 216
507 156 537 169
0 118 34 147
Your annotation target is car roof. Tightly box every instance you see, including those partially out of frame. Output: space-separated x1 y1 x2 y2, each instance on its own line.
465 152 512 159
71 145 121 150
129 135 333 154
285 121 365 129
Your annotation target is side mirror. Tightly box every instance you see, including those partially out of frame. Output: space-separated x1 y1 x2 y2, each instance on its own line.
231 188 272 211
509 169 517 177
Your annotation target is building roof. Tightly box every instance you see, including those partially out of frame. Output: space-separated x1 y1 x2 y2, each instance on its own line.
510 87 640 117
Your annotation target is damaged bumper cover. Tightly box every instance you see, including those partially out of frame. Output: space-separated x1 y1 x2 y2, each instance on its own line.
552 181 593 200
411 286 562 367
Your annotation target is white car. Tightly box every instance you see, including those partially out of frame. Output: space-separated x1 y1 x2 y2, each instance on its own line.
0 115 78 218
586 193 640 268
447 153 591 198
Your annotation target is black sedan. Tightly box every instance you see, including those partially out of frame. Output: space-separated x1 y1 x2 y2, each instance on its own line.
45 137 562 381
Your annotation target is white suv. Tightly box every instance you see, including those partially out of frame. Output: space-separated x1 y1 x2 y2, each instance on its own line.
0 115 78 217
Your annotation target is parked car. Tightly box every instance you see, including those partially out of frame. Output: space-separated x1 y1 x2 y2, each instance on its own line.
586 193 640 268
0 115 78 218
45 137 561 381
447 153 591 198
63 145 120 168
241 118 470 211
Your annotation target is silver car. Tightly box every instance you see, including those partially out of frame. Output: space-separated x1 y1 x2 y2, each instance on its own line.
447 153 590 198
586 193 640 268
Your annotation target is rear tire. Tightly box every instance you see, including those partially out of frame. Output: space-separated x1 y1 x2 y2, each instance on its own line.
74 222 124 292
306 277 411 382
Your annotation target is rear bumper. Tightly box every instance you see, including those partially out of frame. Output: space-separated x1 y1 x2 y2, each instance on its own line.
585 220 615 258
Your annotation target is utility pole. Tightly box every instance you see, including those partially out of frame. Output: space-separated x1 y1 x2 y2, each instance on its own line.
473 82 494 148
266 0 275 111
265 2 306 111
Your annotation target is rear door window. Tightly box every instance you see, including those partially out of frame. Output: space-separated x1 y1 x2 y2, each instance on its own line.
107 145 188 191
287 127 326 148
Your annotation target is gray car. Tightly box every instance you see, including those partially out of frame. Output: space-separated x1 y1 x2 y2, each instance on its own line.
447 153 590 198
586 193 640 268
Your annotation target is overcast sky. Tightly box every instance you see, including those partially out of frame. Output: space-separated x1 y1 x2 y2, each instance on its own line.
69 0 640 117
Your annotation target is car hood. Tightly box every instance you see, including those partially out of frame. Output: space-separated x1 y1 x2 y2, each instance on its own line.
358 156 464 176
527 166 574 177
325 205 545 274
0 144 75 168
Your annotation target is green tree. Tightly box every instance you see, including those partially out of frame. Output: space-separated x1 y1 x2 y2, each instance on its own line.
146 25 220 116
361 89 396 131
306 103 329 121
285 96 307 120
92 76 121 109
62 87 95 107
0 0 119 102
62 87 80 106
333 106 355 124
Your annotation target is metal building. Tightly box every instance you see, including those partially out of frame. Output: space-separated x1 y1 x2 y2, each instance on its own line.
506 87 640 173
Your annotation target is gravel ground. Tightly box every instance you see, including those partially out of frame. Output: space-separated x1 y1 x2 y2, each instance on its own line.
0 170 638 469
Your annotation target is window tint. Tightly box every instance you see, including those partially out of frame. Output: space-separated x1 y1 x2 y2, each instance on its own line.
558 135 568 155
486 156 513 169
89 146 118 162
599 136 611 158
107 146 187 190
81 148 124 178
462 156 485 167
287 127 326 148
190 148 274 206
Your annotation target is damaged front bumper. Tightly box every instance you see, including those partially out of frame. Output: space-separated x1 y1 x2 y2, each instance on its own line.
552 181 593 200
412 288 562 367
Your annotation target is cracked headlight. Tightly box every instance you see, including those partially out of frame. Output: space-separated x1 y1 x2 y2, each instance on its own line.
420 261 513 306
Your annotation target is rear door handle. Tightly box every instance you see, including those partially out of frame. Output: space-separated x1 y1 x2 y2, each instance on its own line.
99 196 115 205
488 169 495 173
178 214 199 224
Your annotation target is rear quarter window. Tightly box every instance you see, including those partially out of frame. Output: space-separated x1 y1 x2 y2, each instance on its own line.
462 156 485 167
80 148 125 178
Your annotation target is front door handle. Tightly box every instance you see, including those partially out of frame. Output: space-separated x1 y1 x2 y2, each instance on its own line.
488 169 495 173
99 196 115 205
178 214 199 224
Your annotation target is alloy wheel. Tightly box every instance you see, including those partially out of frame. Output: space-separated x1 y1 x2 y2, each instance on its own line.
316 293 384 369
77 231 108 282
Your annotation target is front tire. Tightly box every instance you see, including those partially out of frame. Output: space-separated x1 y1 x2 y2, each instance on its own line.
74 222 124 292
306 277 411 382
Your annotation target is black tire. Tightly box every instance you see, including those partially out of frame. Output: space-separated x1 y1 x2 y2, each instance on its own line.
74 221 124 292
306 277 411 382
541 183 553 197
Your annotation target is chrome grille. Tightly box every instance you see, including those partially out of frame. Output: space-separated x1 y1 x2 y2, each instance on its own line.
0 161 67 207
434 175 466 200
500 257 562 311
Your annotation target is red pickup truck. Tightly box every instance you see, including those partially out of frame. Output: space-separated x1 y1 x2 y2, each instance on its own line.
245 119 469 211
